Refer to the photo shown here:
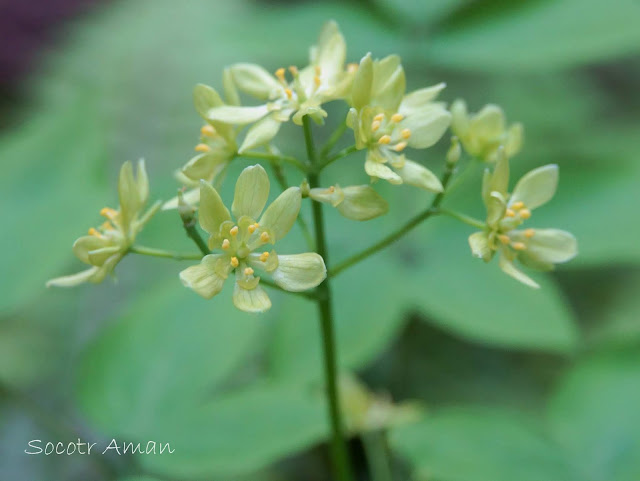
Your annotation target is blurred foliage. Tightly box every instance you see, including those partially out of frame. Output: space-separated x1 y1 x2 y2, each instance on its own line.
1 0 639 480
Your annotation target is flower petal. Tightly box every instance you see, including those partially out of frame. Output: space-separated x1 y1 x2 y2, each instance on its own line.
309 186 345 207
399 83 446 116
394 159 443 192
510 164 558 210
498 252 540 289
351 53 373 110
118 160 142 227
232 164 270 220
365 158 402 184
199 181 230 235
489 147 510 195
336 185 389 221
238 115 282 153
511 228 577 264
207 105 270 125
450 99 470 137
193 84 224 118
230 63 282 100
46 267 100 288
470 104 505 140
259 187 301 242
401 107 451 149
312 20 346 80
272 253 326 292
371 55 405 111
72 235 112 264
233 282 271 313
179 254 230 299
87 247 122 266
469 231 492 261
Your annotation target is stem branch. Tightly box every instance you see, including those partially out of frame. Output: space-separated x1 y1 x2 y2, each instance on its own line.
240 151 307 172
129 245 203 261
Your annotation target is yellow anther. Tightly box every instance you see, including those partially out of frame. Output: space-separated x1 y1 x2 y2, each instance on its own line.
391 113 404 122
200 125 216 137
259 251 270 262
347 63 358 73
247 224 257 234
511 201 525 210
275 67 286 82
284 88 293 99
230 256 239 268
505 209 516 218
374 113 385 122
314 76 321 87
195 143 211 153
393 141 408 152
378 135 392 145
230 225 239 236
101 221 114 231
498 234 510 245
288 65 299 76
328 186 335 193
100 207 117 219
371 120 381 132
401 128 412 139
221 239 230 250
315 65 322 76
519 209 532 219
524 228 536 238
260 232 270 243
244 267 254 276
88 227 100 237
512 242 527 251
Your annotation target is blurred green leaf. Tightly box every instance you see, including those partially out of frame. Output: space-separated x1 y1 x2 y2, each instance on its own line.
392 350 640 481
77 280 263 436
139 385 326 479
422 0 640 71
391 407 573 481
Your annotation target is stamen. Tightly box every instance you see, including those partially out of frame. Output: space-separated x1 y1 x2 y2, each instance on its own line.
393 141 407 152
391 113 404 122
221 239 230 250
284 88 293 99
195 143 211 153
88 227 100 237
328 186 335 193
371 120 381 132
100 207 117 219
247 224 257 234
259 251 269 262
314 76 321 87
230 256 239 268
401 128 411 139
288 65 299 77
498 234 510 245
519 209 531 219
524 228 535 238
230 225 239 237
374 113 385 122
260 232 270 243
275 67 286 83
101 221 114 231
511 201 525 210
200 125 215 137
505 209 516 218
314 65 322 76
511 242 527 251
347 63 358 73
244 267 254 276
378 135 392 145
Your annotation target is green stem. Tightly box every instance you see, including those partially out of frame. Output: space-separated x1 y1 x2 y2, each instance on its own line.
240 151 308 172
181 216 210 256
303 116 354 481
268 159 316 250
362 431 394 481
129 245 203 261
436 208 486 229
329 160 458 277
319 144 358 171
320 118 348 158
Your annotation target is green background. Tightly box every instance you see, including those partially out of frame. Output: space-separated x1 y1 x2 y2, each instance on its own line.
1 0 639 479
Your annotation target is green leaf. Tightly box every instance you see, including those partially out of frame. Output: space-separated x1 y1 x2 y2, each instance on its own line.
77 280 262 436
139 385 326 478
391 408 574 481
423 0 640 71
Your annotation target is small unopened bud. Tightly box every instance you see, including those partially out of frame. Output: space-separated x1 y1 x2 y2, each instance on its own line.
177 190 197 226
446 137 461 165
300 180 311 197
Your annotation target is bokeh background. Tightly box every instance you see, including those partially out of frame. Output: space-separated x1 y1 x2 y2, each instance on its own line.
1 0 639 480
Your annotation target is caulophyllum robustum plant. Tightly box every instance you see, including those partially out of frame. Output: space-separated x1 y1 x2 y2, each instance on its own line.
48 21 577 481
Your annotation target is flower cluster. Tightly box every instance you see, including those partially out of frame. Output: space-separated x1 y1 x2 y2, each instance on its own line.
48 19 578 308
